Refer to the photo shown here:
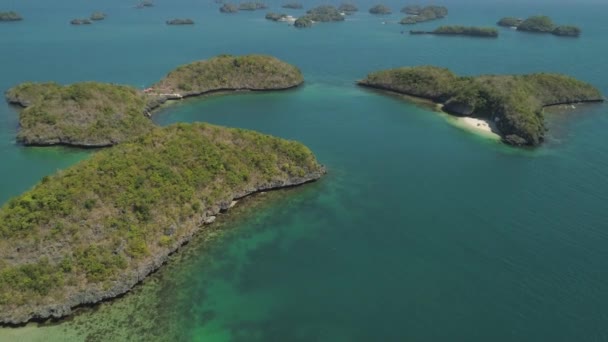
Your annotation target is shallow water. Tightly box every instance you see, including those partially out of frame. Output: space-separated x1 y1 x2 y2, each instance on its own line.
1 0 608 341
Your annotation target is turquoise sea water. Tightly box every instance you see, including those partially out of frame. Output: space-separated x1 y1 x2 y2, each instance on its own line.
1 0 608 341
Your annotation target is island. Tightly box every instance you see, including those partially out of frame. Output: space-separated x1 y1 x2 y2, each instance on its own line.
497 17 523 28
357 66 604 146
500 15 582 37
0 122 326 325
238 2 267 11
219 3 239 13
369 5 392 15
410 26 498 38
294 16 312 28
6 55 304 147
400 5 447 24
0 11 23 21
293 5 345 28
282 2 303 9
265 12 289 22
401 5 421 14
166 18 195 25
338 3 358 15
6 82 153 147
90 12 106 21
70 19 92 25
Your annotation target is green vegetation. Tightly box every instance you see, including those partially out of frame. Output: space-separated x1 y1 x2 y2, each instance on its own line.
282 2 303 9
401 5 421 14
411 26 498 37
0 11 23 21
369 4 391 15
497 17 522 27
90 12 106 21
503 15 582 37
166 18 195 25
219 3 238 13
517 15 555 32
266 12 288 21
338 3 358 14
358 66 603 146
70 18 92 25
238 2 267 11
553 25 581 37
303 5 345 22
151 55 303 97
400 5 447 24
6 82 152 147
7 55 302 148
294 16 313 28
0 123 325 323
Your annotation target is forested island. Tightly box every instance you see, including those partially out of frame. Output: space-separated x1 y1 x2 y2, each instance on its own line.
400 5 447 24
6 55 304 147
338 3 358 15
0 11 23 21
219 4 238 13
369 5 392 15
498 15 581 37
293 5 345 28
410 26 498 38
6 82 153 147
70 19 92 25
0 122 325 325
497 17 522 27
282 2 303 9
238 2 267 11
166 18 195 25
358 66 603 146
265 12 288 21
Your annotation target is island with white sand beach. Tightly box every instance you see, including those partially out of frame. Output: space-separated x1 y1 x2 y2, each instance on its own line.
357 66 604 146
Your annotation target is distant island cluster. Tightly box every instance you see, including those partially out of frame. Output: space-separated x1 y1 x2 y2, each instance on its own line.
497 15 581 37
2 3 583 38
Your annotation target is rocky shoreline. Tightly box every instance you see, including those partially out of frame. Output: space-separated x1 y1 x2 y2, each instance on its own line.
0 168 325 326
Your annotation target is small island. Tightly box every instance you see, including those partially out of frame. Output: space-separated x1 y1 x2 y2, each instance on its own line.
0 11 23 21
0 122 325 325
338 3 358 15
282 2 303 9
219 3 239 13
497 17 523 28
410 26 498 38
265 12 289 22
357 66 603 146
401 5 420 14
166 18 195 25
7 55 304 147
400 5 447 24
70 19 92 25
6 82 153 147
294 5 345 28
238 2 267 11
90 12 106 21
369 5 392 15
294 16 312 28
499 15 582 37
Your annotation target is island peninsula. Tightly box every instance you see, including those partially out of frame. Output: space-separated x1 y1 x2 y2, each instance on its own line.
6 55 304 147
358 66 603 146
0 123 325 325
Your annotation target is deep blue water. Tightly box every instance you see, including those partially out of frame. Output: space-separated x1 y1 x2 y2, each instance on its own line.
1 0 607 341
